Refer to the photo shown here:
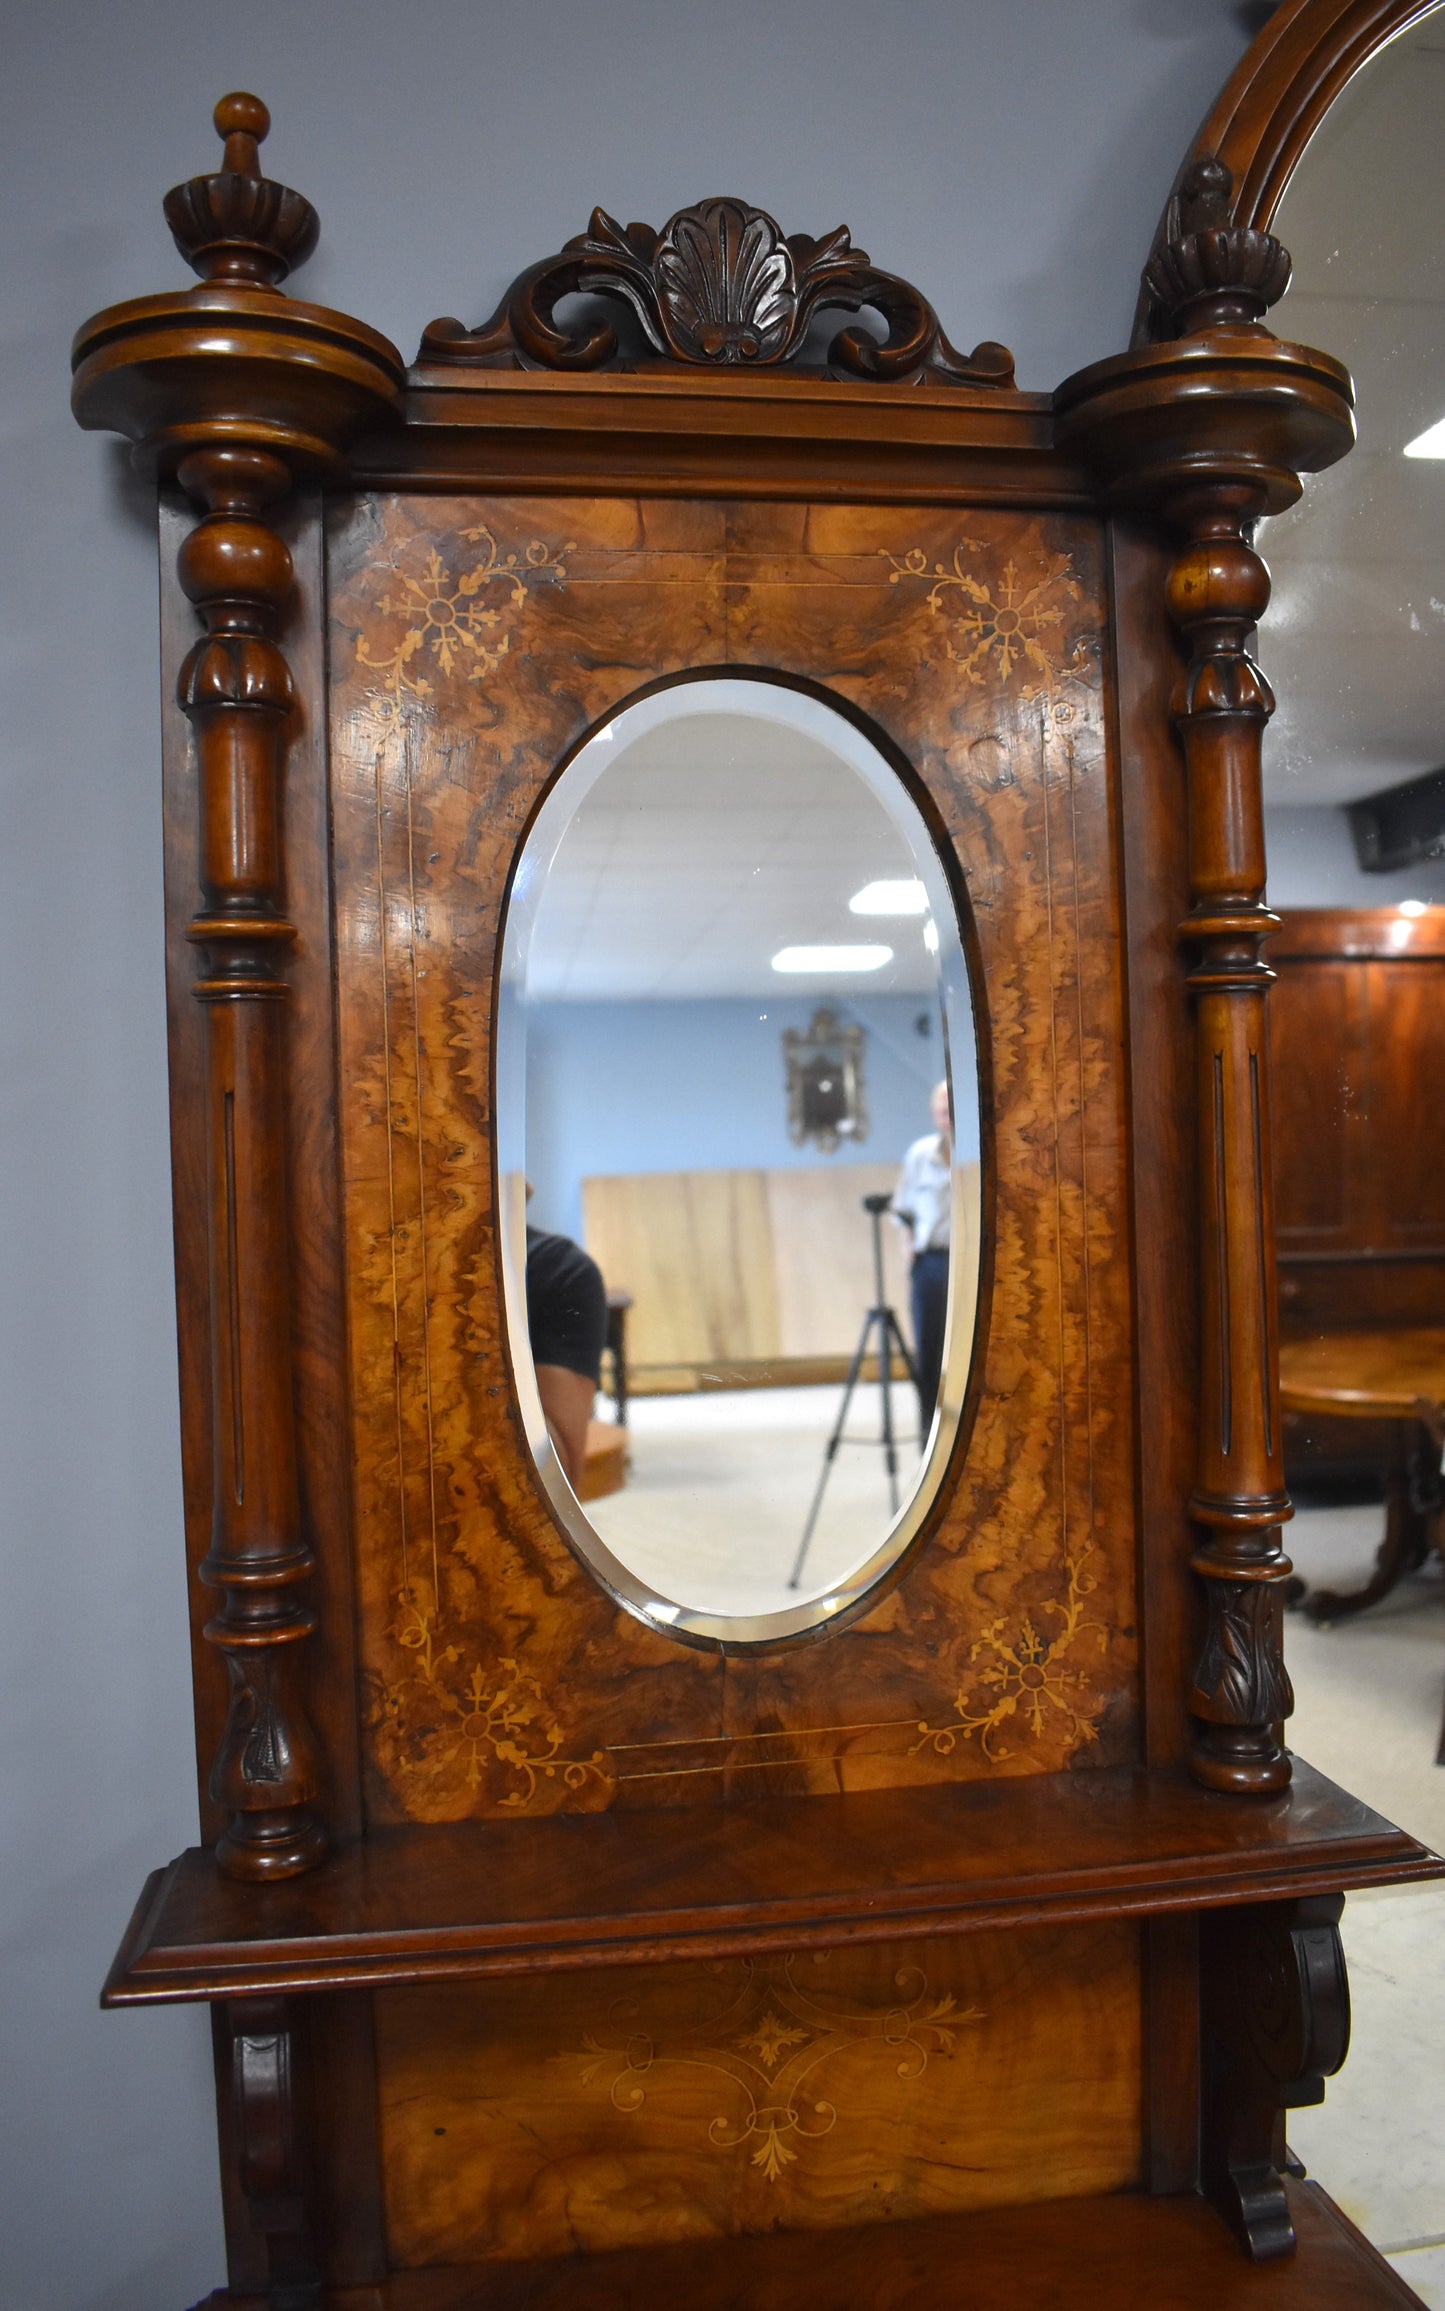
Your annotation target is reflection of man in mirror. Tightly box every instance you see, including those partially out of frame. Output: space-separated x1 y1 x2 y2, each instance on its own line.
525 1223 608 1492
892 1079 952 1422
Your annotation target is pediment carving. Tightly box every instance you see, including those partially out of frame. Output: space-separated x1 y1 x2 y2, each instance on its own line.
419 196 1015 385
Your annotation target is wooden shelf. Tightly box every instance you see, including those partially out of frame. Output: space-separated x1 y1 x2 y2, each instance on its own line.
107 1757 1440 2006
190 2179 1424 2308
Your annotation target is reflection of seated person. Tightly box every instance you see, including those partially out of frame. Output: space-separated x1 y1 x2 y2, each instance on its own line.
892 1079 952 1421
526 1225 607 1491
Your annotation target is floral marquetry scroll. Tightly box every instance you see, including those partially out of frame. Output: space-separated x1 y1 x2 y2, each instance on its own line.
327 493 1135 1822
374 1924 1142 2265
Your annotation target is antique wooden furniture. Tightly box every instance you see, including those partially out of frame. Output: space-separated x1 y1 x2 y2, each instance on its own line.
602 1291 632 1425
69 5 1445 2304
1279 1327 1445 1635
1271 908 1445 1494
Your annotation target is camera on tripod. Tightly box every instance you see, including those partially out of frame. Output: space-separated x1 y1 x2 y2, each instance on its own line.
790 1187 919 1590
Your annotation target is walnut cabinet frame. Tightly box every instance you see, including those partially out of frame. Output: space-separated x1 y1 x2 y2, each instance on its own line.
72 6 1444 2304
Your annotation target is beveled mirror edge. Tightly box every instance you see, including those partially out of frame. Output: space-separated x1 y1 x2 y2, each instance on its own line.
491 672 992 1654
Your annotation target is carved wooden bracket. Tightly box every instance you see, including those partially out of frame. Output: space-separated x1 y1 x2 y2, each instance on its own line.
419 197 1016 385
1201 1896 1351 2259
221 1996 322 2309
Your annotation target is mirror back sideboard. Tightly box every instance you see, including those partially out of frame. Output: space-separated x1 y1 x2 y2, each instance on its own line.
70 13 1445 2303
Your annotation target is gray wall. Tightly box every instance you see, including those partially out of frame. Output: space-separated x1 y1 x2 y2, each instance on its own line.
0 4 1254 2304
1265 804 1445 906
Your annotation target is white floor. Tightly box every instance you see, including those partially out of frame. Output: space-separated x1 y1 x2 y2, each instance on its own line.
587 1382 929 1615
588 1401 1445 2292
1284 1505 1445 2302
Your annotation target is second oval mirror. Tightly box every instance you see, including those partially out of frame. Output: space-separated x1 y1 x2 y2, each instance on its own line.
498 678 983 1645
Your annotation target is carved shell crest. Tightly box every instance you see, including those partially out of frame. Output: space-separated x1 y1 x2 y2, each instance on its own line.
653 199 796 363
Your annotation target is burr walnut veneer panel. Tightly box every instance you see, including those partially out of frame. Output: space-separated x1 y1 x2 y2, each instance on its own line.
325 492 1135 1824
375 1922 1140 2266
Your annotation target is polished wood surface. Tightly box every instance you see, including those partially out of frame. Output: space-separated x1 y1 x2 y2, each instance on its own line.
1280 1330 1445 1643
1059 166 1354 1796
1280 1328 1445 1421
1273 911 1445 1263
190 2178 1430 2309
102 1760 1440 2008
328 493 1135 1822
65 33 1436 2301
420 196 1014 387
377 1923 1139 2264
1270 910 1445 1487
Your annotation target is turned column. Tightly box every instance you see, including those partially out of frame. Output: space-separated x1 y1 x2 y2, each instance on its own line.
1056 157 1355 1793
179 439 324 1877
1166 477 1294 1791
71 95 405 1876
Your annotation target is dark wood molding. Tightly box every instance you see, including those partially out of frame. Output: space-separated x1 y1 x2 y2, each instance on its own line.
183 2179 1433 2311
174 442 326 1880
70 92 404 478
418 197 1016 385
216 1996 322 2308
102 1762 1440 2008
1201 1895 1351 2260
1059 218 1353 1793
1272 905 1445 959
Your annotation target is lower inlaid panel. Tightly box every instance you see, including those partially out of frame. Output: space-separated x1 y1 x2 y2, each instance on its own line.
375 1920 1142 2265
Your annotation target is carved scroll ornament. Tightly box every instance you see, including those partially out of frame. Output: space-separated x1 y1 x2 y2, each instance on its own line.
419 197 1016 385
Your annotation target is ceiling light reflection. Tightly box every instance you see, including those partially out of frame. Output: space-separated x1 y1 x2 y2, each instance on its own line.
771 945 893 973
849 878 928 915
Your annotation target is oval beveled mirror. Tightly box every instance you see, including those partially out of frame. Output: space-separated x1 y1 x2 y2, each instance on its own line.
496 677 982 1646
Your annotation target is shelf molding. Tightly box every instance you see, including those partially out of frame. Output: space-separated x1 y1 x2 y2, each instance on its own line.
105 1759 1442 2007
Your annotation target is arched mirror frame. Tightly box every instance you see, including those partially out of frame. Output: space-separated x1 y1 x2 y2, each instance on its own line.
1137 0 1442 305
65 22 1445 2303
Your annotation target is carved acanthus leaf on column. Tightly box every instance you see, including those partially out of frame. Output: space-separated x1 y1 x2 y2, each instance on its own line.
1144 155 1292 338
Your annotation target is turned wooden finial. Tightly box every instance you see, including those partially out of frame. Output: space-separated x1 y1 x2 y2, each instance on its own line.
163 90 320 289
1143 156 1292 338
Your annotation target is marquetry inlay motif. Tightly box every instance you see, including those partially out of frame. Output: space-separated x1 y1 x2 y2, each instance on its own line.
356 526 571 717
388 1602 613 1808
910 1549 1106 1765
885 537 1093 709
573 1952 981 2183
327 494 1137 1823
374 1922 1143 2262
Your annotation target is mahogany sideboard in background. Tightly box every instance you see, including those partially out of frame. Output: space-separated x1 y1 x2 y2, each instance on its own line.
1271 907 1445 1494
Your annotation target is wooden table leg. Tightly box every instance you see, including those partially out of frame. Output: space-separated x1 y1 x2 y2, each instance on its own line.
1303 1420 1436 1625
